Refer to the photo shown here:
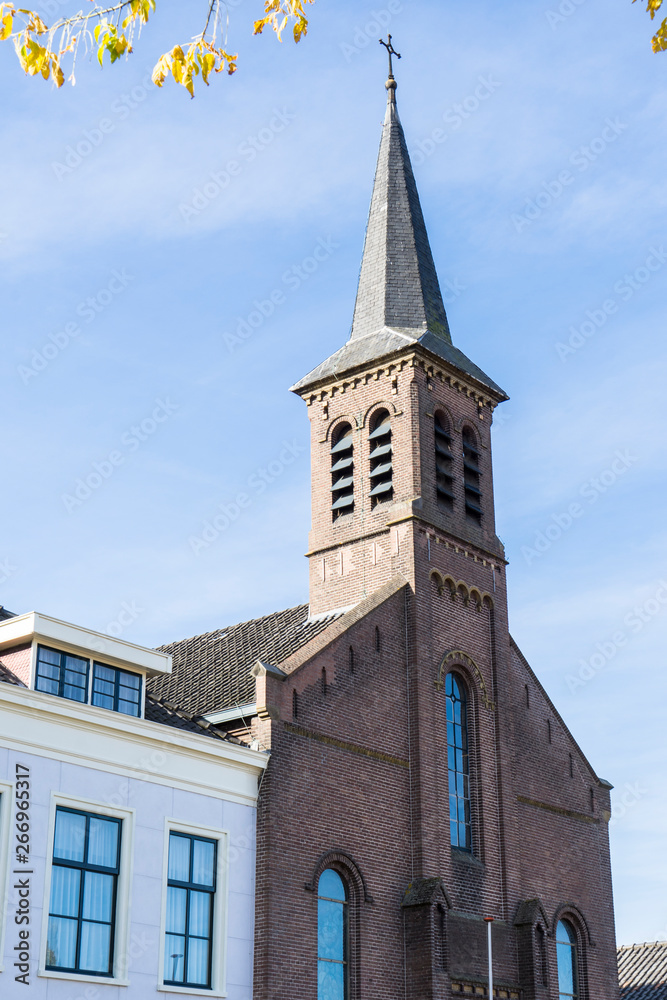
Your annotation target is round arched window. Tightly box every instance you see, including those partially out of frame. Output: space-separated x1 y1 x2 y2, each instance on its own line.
317 869 348 1000
446 672 471 851
556 920 578 1000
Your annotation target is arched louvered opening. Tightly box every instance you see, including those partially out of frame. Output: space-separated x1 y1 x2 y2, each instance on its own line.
462 427 482 523
368 409 393 508
434 411 454 509
331 423 354 522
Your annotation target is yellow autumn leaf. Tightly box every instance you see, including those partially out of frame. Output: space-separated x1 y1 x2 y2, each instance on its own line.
200 51 215 83
0 11 13 39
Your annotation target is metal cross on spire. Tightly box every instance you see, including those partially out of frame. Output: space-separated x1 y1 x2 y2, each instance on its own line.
379 34 401 81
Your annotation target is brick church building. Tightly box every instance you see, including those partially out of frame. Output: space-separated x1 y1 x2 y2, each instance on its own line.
151 65 620 1000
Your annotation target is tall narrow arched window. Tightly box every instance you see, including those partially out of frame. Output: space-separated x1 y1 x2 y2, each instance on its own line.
446 672 471 851
368 409 393 508
556 920 579 1000
462 427 482 523
434 412 454 509
317 869 348 1000
331 424 354 521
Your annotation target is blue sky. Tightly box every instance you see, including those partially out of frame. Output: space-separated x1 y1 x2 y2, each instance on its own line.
1 0 666 948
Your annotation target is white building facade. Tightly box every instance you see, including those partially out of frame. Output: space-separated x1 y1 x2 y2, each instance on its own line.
0 612 267 1000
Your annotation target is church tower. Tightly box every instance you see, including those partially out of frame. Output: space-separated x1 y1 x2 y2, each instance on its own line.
154 48 620 1000
292 63 508 619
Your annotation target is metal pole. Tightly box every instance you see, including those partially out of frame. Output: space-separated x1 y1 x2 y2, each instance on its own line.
484 917 494 999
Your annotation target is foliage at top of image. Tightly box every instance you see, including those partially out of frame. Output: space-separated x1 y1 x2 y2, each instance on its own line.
634 0 667 51
0 0 313 96
0 0 663 98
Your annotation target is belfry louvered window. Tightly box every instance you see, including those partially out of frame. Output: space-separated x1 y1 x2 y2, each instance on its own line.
434 412 454 508
368 410 393 507
331 424 354 521
462 427 482 522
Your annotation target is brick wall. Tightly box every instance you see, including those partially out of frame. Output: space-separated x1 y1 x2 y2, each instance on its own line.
253 345 618 1000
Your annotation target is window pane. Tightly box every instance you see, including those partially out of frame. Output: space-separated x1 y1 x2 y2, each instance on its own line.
82 871 114 922
121 671 141 690
95 665 115 683
87 817 119 868
63 682 87 703
50 866 81 917
54 810 86 863
192 839 215 887
189 891 211 937
118 698 140 717
166 886 187 934
80 921 112 974
318 899 344 961
318 869 346 901
318 958 345 1000
47 915 78 969
36 675 60 695
40 647 61 665
165 934 185 983
93 692 115 711
168 834 191 882
187 936 210 986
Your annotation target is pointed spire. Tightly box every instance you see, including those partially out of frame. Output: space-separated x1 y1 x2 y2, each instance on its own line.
349 59 452 344
290 52 507 402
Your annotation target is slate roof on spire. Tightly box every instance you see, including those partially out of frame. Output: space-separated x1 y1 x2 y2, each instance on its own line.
291 83 507 400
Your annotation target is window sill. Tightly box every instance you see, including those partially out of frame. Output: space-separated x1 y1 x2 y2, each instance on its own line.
158 985 227 997
39 969 129 986
451 847 486 871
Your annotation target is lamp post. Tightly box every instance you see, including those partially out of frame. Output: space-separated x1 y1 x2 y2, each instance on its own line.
484 917 494 999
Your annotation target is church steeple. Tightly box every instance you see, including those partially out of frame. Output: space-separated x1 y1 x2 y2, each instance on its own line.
293 48 509 616
350 59 451 344
291 53 506 400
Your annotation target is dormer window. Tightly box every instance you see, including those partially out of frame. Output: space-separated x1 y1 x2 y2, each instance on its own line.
35 646 88 703
434 412 454 509
331 423 355 521
368 409 393 508
92 663 142 717
34 644 143 717
462 427 482 523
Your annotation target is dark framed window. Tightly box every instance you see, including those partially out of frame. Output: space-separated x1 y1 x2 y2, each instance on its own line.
368 409 393 508
164 831 217 989
331 423 355 521
46 807 121 976
462 427 482 522
92 663 142 717
446 672 472 850
317 869 348 1000
36 645 89 703
556 920 579 1000
434 411 454 508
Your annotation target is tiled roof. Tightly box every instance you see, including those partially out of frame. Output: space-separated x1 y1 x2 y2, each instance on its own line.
144 694 230 741
0 606 16 621
149 604 343 719
618 941 667 999
0 662 24 685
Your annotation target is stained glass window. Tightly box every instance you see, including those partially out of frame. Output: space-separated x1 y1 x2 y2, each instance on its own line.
446 672 471 850
317 869 347 1000
556 920 578 1000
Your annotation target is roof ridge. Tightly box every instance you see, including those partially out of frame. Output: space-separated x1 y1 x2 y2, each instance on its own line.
157 602 311 651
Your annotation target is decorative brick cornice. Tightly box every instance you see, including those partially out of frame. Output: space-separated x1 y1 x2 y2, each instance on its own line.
301 350 502 413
